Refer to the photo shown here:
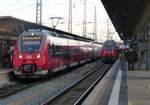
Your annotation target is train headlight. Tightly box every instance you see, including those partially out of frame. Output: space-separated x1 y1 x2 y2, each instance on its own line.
37 54 40 59
19 55 22 59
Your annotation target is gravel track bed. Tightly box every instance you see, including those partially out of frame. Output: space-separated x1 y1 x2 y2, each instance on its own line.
0 60 102 105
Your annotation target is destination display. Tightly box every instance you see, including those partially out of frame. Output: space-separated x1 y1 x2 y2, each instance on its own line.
22 36 41 40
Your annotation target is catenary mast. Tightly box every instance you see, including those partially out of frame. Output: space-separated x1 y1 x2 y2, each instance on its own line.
68 0 72 33
83 0 87 37
36 0 42 25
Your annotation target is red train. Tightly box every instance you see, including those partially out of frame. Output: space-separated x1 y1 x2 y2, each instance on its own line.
100 40 119 63
13 29 102 78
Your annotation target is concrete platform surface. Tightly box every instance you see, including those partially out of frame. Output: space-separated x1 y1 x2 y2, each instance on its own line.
128 70 150 105
82 60 121 105
82 61 150 105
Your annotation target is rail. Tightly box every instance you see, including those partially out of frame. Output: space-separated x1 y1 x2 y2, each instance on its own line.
41 63 112 105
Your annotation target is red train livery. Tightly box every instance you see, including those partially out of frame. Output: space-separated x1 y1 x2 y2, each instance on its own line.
100 40 119 63
13 29 102 78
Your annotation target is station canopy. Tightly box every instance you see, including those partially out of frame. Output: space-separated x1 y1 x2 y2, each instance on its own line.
101 0 150 40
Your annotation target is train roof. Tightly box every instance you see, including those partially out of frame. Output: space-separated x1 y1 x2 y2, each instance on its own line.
0 16 93 42
103 40 116 44
22 29 93 42
103 40 117 47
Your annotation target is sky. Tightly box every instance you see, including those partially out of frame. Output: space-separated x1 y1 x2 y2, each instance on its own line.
0 0 121 42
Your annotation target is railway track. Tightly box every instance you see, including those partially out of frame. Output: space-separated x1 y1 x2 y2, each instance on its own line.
41 63 112 105
0 79 43 98
0 60 103 99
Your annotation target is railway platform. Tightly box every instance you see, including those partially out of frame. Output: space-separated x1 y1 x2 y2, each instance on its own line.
83 59 150 105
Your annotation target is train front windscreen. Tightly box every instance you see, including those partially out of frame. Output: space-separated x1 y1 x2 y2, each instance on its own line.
21 36 42 53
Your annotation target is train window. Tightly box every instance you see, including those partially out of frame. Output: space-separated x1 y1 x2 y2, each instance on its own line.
62 34 69 38
50 44 61 56
52 44 56 56
62 48 68 55
55 45 58 52
70 47 80 53
55 45 62 56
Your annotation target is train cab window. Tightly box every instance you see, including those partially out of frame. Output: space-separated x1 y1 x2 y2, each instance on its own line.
21 36 42 53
